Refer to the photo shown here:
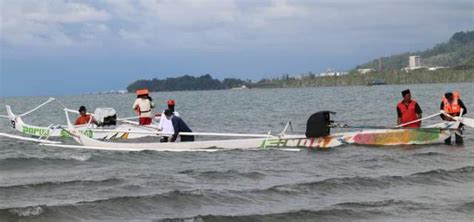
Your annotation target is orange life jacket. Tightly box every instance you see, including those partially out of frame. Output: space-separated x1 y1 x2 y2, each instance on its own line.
75 115 92 125
397 100 421 128
442 91 461 116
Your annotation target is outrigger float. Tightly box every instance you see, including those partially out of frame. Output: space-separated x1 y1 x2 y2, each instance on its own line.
1 100 472 152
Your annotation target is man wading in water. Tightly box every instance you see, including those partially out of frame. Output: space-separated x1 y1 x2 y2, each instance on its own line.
440 91 467 144
164 109 194 142
159 100 180 142
396 89 423 128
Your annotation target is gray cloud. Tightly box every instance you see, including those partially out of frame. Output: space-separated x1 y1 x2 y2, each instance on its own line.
0 0 473 96
1 0 472 53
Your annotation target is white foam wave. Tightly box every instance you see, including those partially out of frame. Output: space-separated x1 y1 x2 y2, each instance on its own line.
8 206 44 217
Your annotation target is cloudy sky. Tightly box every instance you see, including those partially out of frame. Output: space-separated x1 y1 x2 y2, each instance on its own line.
1 0 473 96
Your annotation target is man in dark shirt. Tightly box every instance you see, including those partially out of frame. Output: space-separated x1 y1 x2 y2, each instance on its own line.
440 92 467 144
396 89 423 127
164 109 194 142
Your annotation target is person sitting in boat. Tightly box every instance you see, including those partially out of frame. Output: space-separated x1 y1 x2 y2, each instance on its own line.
133 89 155 125
163 109 194 142
158 99 180 142
396 89 422 128
74 106 99 126
440 91 467 144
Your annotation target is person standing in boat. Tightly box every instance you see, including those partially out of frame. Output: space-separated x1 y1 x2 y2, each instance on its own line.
163 109 194 142
396 89 422 128
158 100 180 142
75 106 99 126
440 91 467 144
133 89 155 125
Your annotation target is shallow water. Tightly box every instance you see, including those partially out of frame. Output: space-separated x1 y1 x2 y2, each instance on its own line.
0 83 473 221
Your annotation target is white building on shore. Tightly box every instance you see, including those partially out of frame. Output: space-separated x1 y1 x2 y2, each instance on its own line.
319 70 348 76
357 68 375 74
403 55 448 72
409 56 421 69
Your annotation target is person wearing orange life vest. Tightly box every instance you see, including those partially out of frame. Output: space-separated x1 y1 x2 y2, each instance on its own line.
74 106 99 126
132 89 155 125
440 91 467 144
396 89 423 128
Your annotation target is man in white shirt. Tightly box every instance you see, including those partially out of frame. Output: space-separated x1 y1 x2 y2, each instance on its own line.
159 99 180 142
132 89 155 125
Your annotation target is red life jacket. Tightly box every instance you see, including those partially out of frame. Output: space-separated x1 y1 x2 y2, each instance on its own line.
442 91 461 116
397 100 421 128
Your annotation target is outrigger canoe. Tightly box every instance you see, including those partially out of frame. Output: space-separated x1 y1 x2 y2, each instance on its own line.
65 127 453 151
2 98 159 140
49 111 464 152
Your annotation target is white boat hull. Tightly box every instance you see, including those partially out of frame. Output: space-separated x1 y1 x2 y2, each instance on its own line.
67 122 457 152
9 116 158 140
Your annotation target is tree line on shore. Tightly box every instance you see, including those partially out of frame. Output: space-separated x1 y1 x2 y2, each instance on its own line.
127 74 251 92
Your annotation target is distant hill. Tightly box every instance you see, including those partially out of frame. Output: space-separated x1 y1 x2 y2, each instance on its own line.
355 31 474 70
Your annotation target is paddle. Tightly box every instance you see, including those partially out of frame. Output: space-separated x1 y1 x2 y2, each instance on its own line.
458 117 474 128
395 112 442 128
442 111 474 128
338 110 472 130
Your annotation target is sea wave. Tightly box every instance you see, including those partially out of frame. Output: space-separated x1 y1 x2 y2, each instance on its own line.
0 178 122 191
334 199 425 209
264 166 474 195
159 208 391 222
0 205 45 218
0 190 230 220
410 152 448 157
455 201 474 214
0 153 92 163
178 169 266 180
1 167 472 220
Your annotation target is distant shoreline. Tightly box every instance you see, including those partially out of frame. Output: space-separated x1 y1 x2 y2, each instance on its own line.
250 69 474 89
1 78 473 99
125 69 474 93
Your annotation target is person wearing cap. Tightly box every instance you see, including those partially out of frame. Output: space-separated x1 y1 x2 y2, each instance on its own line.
158 99 180 142
396 89 422 128
74 106 99 126
440 91 467 144
132 89 155 125
163 109 194 142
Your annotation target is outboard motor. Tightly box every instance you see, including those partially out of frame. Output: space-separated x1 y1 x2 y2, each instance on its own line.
305 111 335 138
94 108 117 126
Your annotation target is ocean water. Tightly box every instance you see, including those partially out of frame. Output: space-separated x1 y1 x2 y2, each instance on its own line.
0 83 473 221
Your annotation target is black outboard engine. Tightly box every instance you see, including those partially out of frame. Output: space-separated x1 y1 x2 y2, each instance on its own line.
94 108 117 127
102 115 117 126
305 111 335 138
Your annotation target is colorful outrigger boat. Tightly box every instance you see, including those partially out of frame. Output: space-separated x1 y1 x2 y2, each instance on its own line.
41 110 466 152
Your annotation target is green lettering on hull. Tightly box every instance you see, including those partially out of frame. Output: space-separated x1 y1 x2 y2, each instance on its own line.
260 138 289 148
60 129 94 138
22 126 50 137
19 126 94 138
